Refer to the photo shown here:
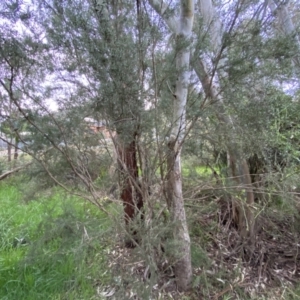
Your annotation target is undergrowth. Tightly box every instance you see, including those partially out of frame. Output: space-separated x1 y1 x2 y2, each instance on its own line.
0 177 116 300
2 164 300 299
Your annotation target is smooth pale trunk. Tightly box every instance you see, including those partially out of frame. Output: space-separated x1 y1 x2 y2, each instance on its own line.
166 0 194 291
166 144 192 290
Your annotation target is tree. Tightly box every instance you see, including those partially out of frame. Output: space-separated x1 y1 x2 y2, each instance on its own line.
2 0 300 295
0 28 30 165
149 0 255 243
30 0 195 290
164 0 194 290
196 0 256 242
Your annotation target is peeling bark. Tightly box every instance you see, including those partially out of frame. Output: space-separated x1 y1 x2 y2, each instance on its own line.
116 135 143 248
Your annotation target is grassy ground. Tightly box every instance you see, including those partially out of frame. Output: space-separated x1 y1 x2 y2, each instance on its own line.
2 162 300 299
0 177 115 300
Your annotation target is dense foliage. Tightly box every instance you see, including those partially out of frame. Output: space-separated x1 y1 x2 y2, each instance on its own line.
1 0 300 298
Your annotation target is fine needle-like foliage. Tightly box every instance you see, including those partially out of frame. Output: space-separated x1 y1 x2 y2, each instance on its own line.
1 0 300 298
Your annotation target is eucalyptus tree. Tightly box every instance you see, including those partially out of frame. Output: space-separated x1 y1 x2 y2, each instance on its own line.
163 0 194 290
202 0 300 239
195 0 300 241
2 0 298 292
149 0 300 246
149 0 257 242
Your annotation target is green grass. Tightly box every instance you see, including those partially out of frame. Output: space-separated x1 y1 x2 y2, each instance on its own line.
0 179 115 300
182 165 213 177
181 157 219 179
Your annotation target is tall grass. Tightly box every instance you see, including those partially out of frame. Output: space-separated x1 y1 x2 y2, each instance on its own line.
0 178 115 300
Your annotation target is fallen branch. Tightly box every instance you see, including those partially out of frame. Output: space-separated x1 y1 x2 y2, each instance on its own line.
0 162 32 181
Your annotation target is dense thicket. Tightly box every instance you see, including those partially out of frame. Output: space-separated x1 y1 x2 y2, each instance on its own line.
1 0 300 296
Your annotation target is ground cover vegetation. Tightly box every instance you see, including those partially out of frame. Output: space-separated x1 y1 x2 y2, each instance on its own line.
1 0 300 298
0 177 116 300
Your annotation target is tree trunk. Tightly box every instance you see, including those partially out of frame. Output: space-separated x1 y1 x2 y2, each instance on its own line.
193 54 255 243
166 140 192 291
197 0 255 243
13 136 18 161
0 163 31 181
116 134 143 248
7 141 11 163
165 0 194 291
227 149 255 240
150 0 255 244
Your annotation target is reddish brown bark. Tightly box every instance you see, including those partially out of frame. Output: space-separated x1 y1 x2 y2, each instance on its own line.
117 136 143 247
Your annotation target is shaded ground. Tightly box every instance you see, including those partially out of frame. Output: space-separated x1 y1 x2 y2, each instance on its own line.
195 200 300 299
3 173 300 299
101 197 300 299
